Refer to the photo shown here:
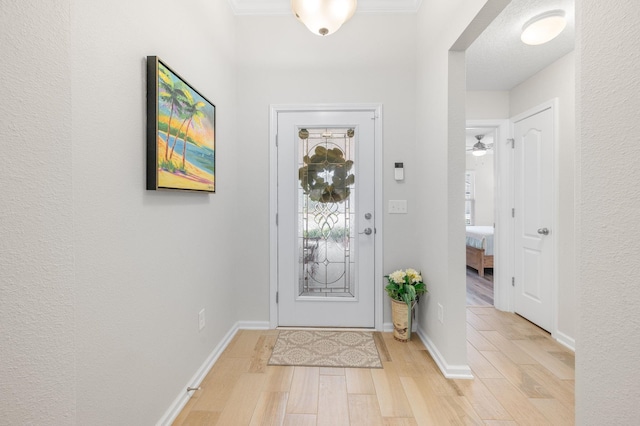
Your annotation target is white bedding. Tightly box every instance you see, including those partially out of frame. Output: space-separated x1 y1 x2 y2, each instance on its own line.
465 226 494 256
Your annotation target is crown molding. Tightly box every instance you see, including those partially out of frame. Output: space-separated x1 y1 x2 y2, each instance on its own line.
227 0 422 15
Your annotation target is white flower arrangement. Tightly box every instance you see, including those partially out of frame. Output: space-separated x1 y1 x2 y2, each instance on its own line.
384 268 427 305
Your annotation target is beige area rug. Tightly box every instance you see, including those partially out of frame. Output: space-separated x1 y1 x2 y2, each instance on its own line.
268 330 382 368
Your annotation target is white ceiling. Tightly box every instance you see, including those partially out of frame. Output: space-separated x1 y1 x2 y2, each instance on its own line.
227 0 423 15
227 0 575 91
466 0 575 90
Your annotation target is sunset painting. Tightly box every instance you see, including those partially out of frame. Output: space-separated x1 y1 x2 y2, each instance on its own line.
147 56 215 192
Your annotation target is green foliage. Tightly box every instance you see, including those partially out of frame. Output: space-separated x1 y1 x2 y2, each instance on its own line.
299 145 355 203
303 227 349 240
384 269 427 305
159 158 178 173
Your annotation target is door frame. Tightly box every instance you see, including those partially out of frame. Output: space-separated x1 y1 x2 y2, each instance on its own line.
466 119 510 312
269 104 384 330
510 99 559 337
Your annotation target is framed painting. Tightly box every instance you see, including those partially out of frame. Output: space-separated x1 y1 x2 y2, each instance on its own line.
147 56 215 192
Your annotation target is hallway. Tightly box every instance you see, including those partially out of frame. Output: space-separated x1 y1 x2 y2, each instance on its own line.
173 307 574 425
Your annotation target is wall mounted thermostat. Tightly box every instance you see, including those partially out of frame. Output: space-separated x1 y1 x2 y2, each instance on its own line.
394 162 404 181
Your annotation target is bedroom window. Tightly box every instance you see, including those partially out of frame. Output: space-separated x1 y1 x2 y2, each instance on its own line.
465 171 475 225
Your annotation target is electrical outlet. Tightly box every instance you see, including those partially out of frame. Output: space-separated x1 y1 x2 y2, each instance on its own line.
198 308 205 331
388 200 408 214
437 303 444 324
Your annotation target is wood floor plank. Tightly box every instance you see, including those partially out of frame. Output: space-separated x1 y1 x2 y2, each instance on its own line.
345 368 376 394
382 418 418 426
467 310 494 331
192 357 251 412
402 375 484 425
529 398 575 425
176 410 220 426
440 395 485 425
224 330 265 358
371 362 414 418
320 367 345 376
348 394 385 426
467 342 503 379
453 378 512 421
171 394 200 426
520 364 575 409
467 306 496 315
317 375 350 426
481 378 552 425
481 350 552 399
263 365 294 392
286 367 319 414
479 330 538 364
512 339 575 380
249 391 288 426
283 414 316 426
398 376 440 424
467 323 498 352
249 334 277 373
373 332 392 362
216 373 267 425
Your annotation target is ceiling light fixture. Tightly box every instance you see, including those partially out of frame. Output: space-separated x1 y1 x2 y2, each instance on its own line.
521 10 567 45
471 142 487 157
291 0 357 36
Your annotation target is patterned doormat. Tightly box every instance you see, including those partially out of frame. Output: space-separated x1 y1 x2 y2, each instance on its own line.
268 330 382 368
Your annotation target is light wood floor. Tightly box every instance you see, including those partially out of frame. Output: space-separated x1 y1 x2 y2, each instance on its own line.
466 267 494 306
173 307 574 425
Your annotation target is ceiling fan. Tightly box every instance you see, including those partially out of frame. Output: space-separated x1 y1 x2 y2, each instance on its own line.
467 134 493 157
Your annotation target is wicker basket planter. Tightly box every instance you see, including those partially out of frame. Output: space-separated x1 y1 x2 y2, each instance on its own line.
391 299 414 342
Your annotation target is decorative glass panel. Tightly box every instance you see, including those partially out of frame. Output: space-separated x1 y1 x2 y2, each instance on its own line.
298 128 355 298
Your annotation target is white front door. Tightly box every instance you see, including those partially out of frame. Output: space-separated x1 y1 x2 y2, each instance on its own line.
276 110 376 327
513 106 555 332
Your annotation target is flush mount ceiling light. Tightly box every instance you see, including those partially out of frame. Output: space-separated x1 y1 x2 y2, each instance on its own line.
291 0 357 36
521 10 567 45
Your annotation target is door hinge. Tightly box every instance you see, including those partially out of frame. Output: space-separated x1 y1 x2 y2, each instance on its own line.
512 277 515 287
275 134 278 147
508 138 514 148
512 208 515 218
276 291 279 303
276 213 278 226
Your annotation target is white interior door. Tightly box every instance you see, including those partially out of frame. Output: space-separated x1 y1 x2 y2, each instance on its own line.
513 106 555 332
277 110 376 327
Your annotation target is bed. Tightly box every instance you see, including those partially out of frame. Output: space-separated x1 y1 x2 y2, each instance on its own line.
466 226 494 277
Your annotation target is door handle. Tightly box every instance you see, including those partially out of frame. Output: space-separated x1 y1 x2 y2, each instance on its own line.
359 228 373 235
537 228 549 236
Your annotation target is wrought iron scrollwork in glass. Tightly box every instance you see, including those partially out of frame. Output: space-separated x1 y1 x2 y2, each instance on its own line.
297 128 356 298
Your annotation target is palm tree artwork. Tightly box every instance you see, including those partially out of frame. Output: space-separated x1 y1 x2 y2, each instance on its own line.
155 61 215 192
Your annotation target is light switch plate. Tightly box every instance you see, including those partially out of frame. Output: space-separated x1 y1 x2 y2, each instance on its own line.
388 200 407 214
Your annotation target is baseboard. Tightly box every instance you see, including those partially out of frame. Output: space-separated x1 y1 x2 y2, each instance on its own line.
415 326 474 379
157 321 267 425
237 320 270 330
554 330 576 352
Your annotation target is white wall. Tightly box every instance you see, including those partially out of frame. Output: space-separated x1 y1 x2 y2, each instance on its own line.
415 0 496 372
577 0 640 422
1 0 241 424
466 152 495 226
235 13 419 325
72 1 239 423
467 90 509 118
510 51 576 344
0 1 75 423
